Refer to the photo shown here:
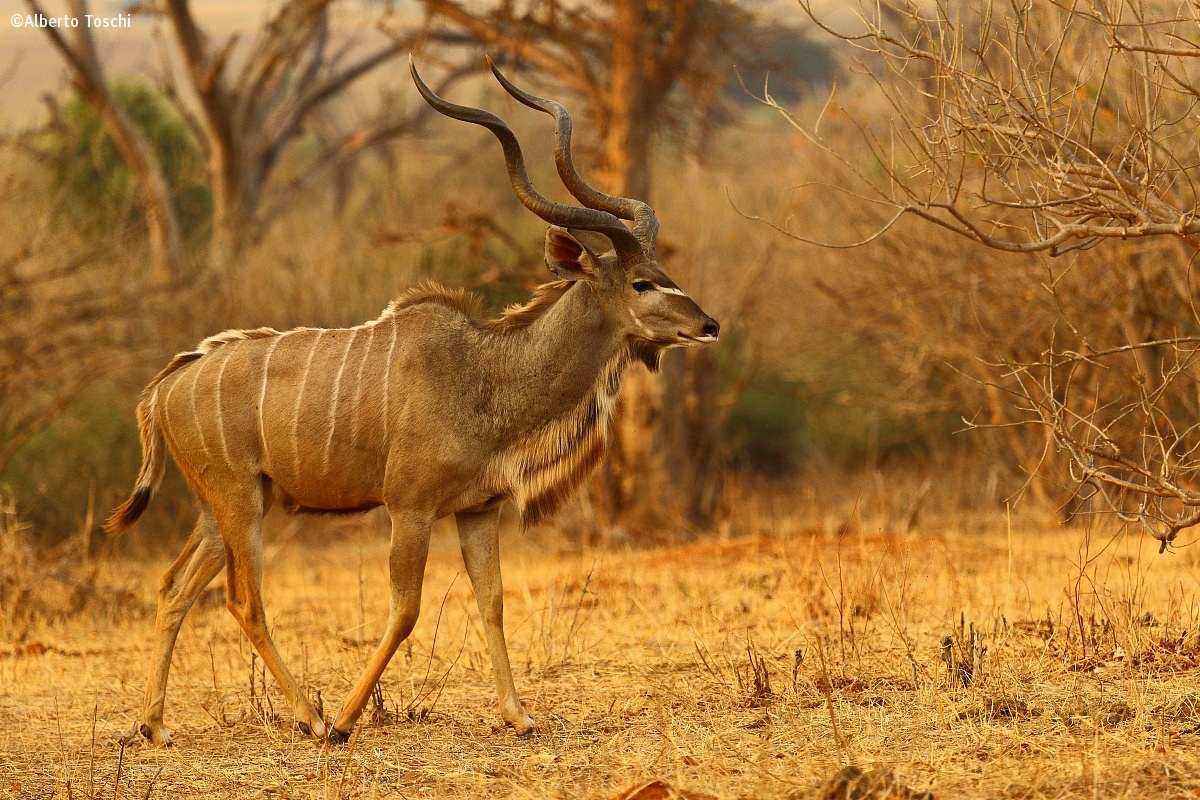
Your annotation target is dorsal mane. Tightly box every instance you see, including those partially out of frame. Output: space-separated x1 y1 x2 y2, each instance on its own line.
386 282 482 319
194 326 283 355
386 280 575 332
483 280 574 331
146 326 283 397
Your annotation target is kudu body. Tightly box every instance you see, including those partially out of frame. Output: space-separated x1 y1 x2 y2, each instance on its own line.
109 58 719 746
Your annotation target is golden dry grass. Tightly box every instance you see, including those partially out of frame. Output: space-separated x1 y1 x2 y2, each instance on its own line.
3 507 1200 799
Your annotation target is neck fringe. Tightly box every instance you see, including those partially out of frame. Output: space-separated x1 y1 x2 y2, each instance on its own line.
488 347 632 527
386 280 575 331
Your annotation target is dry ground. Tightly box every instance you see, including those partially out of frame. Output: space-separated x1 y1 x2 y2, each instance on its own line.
3 509 1200 799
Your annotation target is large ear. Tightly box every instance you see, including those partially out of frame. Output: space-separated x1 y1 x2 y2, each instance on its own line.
544 226 602 281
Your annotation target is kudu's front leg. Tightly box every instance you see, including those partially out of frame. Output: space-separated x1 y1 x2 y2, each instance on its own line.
330 509 433 742
456 507 535 735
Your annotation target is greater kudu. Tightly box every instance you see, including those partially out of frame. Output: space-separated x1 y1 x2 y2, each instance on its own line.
108 56 719 746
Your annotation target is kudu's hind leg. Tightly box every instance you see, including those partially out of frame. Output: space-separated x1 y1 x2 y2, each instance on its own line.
126 505 225 747
214 489 327 740
457 508 535 735
330 509 433 742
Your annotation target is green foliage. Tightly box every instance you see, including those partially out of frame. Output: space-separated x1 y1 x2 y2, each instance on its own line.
42 80 210 234
726 380 807 471
1 382 139 539
727 370 959 473
0 380 193 547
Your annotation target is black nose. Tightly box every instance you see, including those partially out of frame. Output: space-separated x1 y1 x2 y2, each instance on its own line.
702 319 720 338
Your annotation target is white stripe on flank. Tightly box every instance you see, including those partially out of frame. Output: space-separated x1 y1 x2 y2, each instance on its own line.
292 331 325 480
160 362 193 455
213 342 237 470
322 329 356 476
161 364 185 455
658 286 688 297
137 386 161 490
348 324 376 450
189 352 211 458
161 376 177 427
257 336 282 472
382 319 398 442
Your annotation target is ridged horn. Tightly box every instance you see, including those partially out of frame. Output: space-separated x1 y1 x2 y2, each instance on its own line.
410 55 646 262
487 56 659 255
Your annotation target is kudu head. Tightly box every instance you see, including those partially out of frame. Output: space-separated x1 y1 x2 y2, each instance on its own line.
410 57 720 360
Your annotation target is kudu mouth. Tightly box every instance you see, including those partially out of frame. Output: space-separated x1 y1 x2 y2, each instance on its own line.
676 318 721 345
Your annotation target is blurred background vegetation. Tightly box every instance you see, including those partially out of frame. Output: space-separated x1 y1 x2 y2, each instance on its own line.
3 0 1191 554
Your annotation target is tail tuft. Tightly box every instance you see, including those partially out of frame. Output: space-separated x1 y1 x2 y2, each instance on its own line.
106 370 172 535
105 487 152 534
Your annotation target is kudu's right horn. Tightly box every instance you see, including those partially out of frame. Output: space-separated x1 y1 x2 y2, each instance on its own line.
484 56 659 256
409 55 649 264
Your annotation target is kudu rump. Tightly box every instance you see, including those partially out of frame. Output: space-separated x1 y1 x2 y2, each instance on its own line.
108 57 720 746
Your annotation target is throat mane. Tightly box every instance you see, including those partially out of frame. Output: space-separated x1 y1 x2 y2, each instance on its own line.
492 346 631 526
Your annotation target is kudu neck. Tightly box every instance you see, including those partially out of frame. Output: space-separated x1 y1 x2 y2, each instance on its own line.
510 280 627 410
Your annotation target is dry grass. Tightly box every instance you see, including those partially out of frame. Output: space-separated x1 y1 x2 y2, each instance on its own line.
3 505 1200 799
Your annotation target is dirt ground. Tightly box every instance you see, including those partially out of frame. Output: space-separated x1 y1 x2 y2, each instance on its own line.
3 509 1200 799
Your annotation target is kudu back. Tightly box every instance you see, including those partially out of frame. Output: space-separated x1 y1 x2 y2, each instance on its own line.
108 57 719 747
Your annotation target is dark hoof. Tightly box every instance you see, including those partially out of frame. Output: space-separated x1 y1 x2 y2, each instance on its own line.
327 726 352 745
126 723 172 748
139 724 173 746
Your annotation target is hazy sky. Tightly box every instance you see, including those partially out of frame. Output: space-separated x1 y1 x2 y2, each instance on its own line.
0 0 829 128
0 1 403 124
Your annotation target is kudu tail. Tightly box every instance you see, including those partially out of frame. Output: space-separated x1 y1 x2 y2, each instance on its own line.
105 384 170 534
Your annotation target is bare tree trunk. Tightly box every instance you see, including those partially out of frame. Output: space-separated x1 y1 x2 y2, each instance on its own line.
661 346 724 525
601 0 654 200
208 171 253 274
29 0 184 279
588 0 723 535
598 323 724 534
92 92 185 279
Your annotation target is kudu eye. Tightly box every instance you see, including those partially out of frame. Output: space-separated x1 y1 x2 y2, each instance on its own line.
631 280 653 293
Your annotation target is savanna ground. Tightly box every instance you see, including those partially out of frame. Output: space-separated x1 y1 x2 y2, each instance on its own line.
4 499 1200 799
9 0 1200 796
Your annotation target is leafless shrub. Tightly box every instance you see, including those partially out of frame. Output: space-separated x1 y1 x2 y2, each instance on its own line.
747 0 1200 540
28 0 467 274
0 195 145 476
778 0 1200 255
0 489 38 637
735 640 773 707
0 487 147 642
939 616 986 688
994 328 1200 551
809 766 934 800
